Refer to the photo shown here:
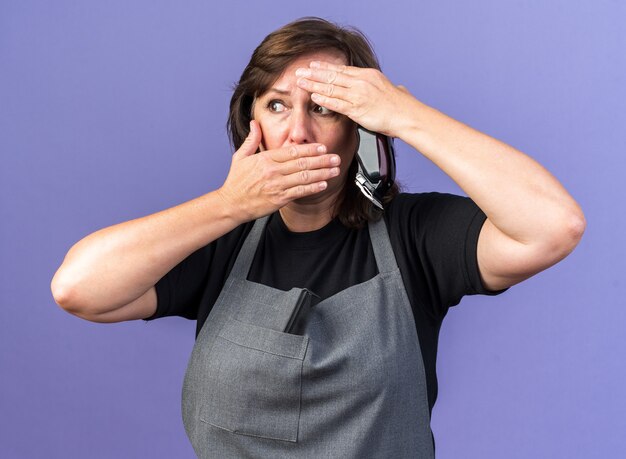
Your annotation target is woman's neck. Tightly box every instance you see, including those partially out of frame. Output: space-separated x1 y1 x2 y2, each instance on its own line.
278 192 340 232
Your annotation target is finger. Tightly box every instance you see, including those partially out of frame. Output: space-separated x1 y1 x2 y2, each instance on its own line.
278 152 341 175
234 120 262 158
268 143 328 163
310 92 352 116
283 181 330 200
309 60 362 77
296 77 350 101
295 67 353 88
280 166 341 189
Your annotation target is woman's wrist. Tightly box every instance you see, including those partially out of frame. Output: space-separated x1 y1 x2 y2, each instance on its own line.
395 98 468 164
389 95 433 146
213 187 253 227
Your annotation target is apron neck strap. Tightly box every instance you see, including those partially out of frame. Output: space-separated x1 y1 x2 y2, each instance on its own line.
229 215 270 279
230 213 398 279
368 216 399 273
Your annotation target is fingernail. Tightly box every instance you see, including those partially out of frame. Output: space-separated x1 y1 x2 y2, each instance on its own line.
330 156 339 165
295 68 311 77
331 167 339 176
317 145 326 153
319 182 327 190
297 78 308 88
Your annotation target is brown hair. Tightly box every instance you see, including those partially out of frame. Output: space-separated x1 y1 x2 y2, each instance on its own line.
227 17 399 228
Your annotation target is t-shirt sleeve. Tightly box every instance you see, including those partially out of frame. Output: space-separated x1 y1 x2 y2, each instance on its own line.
143 222 254 323
145 245 215 321
388 192 507 318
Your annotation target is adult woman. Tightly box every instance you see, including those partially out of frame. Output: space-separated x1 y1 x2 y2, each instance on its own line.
51 17 585 458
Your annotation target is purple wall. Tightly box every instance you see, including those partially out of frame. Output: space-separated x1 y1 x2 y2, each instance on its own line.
2 1 624 457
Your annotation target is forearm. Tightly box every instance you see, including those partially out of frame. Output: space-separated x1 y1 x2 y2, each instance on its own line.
397 98 585 247
51 189 241 315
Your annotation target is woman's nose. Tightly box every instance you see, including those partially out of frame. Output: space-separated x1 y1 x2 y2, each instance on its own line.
288 109 312 144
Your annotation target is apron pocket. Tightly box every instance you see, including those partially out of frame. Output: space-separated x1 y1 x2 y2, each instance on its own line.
201 318 309 443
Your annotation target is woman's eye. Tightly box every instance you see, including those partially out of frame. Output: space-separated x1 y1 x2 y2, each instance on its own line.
268 100 286 112
313 104 333 116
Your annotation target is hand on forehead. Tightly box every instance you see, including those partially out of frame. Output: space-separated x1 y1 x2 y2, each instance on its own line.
297 60 361 80
293 58 410 137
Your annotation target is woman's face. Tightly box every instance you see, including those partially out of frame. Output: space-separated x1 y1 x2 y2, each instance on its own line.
252 50 358 197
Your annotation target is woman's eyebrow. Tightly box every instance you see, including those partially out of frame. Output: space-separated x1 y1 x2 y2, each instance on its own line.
264 88 291 97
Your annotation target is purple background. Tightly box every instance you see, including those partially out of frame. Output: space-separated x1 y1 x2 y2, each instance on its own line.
1 1 624 457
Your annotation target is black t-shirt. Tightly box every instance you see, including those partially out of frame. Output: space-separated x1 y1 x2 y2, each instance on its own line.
148 192 506 413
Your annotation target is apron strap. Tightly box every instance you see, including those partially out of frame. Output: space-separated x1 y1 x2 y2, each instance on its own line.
368 216 399 274
229 215 270 280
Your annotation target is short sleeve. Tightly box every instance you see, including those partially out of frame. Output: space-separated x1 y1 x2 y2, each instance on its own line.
143 221 255 326
144 245 215 321
386 192 507 318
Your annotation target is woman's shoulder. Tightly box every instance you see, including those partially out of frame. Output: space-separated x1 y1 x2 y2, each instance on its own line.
386 191 478 223
389 191 471 206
